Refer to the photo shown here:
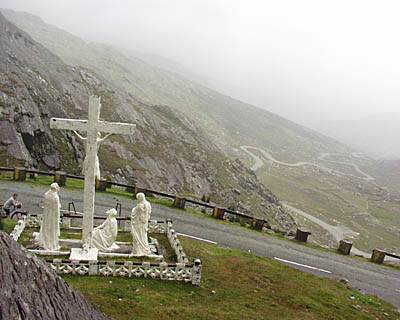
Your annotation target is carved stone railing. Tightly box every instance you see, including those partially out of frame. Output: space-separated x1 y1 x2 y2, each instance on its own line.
26 214 41 228
166 219 189 264
148 220 166 234
9 214 28 241
21 215 202 285
46 259 202 285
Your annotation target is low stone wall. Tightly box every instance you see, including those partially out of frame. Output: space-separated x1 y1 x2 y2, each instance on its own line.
9 214 28 241
22 214 202 285
46 259 202 285
166 220 189 264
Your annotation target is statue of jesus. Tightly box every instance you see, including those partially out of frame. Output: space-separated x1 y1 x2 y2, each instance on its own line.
73 130 112 180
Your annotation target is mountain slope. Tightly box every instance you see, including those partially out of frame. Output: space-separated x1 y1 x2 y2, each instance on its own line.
4 10 400 252
1 9 352 162
315 113 400 159
0 12 293 229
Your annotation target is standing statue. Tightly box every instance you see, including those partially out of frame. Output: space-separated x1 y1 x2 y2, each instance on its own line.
73 130 112 180
91 208 119 252
37 183 61 251
130 193 152 256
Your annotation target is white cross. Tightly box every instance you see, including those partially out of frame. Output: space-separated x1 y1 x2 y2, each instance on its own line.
50 96 135 243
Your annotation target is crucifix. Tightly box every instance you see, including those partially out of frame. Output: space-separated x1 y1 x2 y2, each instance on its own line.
50 96 135 244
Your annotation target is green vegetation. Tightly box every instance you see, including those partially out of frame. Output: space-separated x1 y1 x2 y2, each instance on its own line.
254 160 400 253
63 237 399 320
0 218 18 234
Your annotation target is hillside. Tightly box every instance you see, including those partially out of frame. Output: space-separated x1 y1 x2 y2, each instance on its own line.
1 9 352 162
2 9 400 252
314 113 400 160
0 12 293 229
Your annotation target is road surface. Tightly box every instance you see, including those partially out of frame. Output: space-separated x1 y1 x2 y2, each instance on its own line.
240 146 374 181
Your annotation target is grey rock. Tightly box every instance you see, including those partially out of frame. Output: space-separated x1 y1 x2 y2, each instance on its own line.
0 231 112 320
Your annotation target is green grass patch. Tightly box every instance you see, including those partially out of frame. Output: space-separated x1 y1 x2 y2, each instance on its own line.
62 237 399 320
0 218 18 234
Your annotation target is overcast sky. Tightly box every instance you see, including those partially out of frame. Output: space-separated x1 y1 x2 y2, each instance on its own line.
2 0 400 128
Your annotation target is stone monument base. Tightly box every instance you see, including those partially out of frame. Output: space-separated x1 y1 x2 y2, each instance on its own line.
69 248 98 261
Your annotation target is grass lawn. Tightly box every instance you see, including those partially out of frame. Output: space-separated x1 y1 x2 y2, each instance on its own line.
0 218 18 234
63 237 399 320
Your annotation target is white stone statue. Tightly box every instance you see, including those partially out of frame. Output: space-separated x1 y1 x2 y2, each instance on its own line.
73 130 112 180
51 96 136 246
131 193 152 256
91 208 120 252
37 183 61 251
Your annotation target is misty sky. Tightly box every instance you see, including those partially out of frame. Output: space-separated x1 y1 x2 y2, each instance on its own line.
2 0 400 128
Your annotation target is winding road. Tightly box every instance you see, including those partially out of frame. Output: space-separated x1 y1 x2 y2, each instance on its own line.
241 146 374 257
1 181 400 308
318 153 375 181
240 146 374 181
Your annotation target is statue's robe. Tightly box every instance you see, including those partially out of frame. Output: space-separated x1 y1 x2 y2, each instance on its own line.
131 201 152 256
92 216 119 251
37 190 60 251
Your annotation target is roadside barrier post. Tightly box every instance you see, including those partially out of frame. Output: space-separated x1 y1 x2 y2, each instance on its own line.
13 167 26 181
252 218 265 231
134 187 144 196
54 171 67 186
95 179 107 191
213 207 225 220
173 196 186 210
337 239 353 255
294 229 311 243
371 249 386 264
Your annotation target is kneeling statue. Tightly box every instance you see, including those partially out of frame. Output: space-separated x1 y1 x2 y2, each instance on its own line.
92 208 119 252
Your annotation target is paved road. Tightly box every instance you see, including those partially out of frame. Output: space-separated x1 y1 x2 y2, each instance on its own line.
2 181 400 308
283 203 368 257
318 153 375 181
240 146 373 181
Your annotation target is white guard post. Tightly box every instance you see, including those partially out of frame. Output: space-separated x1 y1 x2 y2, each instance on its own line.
50 96 135 245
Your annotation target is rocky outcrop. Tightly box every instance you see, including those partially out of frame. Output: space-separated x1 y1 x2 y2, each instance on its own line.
0 231 112 319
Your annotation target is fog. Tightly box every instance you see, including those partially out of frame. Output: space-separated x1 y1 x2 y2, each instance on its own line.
2 0 400 158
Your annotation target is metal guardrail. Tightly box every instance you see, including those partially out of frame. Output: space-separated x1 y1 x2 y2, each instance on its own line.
1 167 267 226
384 252 400 260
